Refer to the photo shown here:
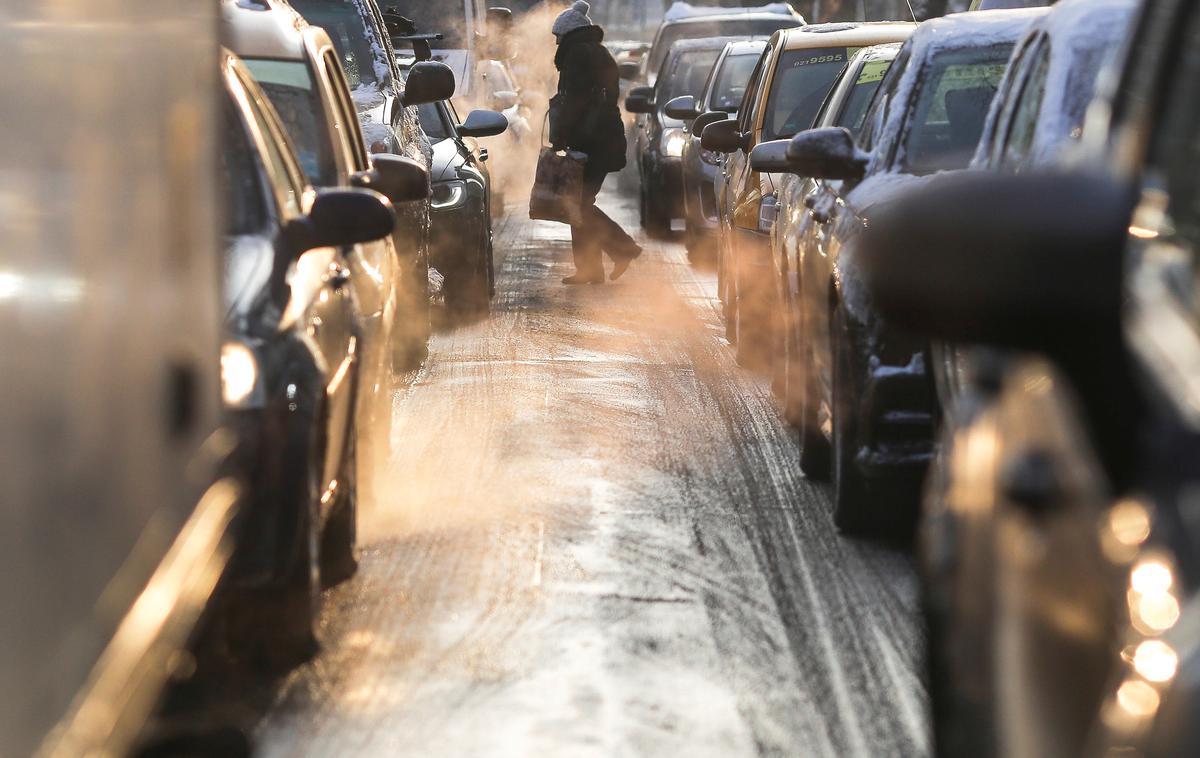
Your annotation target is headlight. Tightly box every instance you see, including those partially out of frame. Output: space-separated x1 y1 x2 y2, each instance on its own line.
661 128 686 158
221 342 258 407
431 179 467 210
758 193 779 233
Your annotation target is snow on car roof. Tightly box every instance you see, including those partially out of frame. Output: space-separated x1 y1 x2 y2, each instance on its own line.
663 1 800 23
776 21 915 51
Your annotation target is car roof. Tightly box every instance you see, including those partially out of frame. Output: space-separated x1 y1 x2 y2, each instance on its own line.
908 7 1048 58
723 39 769 56
663 11 802 29
220 0 322 61
666 36 752 55
777 21 916 51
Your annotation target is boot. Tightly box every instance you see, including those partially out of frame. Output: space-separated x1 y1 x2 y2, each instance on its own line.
562 271 605 285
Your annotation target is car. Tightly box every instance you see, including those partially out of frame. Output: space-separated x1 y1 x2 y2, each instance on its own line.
859 1 1146 755
214 47 398 668
626 37 737 238
632 3 804 86
676 39 767 261
766 9 1044 537
864 0 1200 749
1 3 238 754
222 0 439 391
379 0 489 101
416 98 509 315
701 22 915 368
289 0 452 369
754 42 906 426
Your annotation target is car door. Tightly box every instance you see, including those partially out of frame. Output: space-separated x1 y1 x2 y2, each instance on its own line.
720 45 769 235
232 62 357 491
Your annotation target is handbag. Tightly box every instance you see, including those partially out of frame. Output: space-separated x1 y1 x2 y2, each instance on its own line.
529 113 587 226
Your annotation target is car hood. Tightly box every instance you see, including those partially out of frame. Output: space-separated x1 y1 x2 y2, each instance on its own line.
429 137 462 183
223 234 274 325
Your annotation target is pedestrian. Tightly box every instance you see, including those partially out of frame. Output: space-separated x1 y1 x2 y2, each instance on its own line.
550 0 642 284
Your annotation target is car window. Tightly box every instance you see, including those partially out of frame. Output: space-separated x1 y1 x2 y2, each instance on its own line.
737 49 768 133
418 102 452 141
649 17 795 76
835 57 895 136
290 0 379 88
709 53 760 112
998 41 1049 171
660 49 720 107
858 47 908 152
900 44 1013 175
320 49 369 171
233 67 305 217
763 47 858 141
220 94 268 236
243 58 337 186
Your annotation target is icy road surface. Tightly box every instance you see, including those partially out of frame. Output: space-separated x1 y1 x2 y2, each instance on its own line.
255 186 930 757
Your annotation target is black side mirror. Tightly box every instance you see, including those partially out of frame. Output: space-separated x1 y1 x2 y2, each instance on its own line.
785 127 866 180
351 154 430 205
663 95 699 121
618 61 640 80
749 139 791 172
624 85 654 114
861 171 1133 351
401 61 456 106
459 109 509 138
692 110 729 135
292 189 395 255
700 118 745 153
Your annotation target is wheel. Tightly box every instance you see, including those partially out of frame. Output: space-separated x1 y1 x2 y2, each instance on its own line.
643 180 671 238
320 421 358 588
830 302 871 533
394 242 431 371
776 273 803 426
798 320 831 478
734 273 772 371
444 225 492 318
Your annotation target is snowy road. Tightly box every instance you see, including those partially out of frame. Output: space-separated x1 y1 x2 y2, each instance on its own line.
254 185 930 757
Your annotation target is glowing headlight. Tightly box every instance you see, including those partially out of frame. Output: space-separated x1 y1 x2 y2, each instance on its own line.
221 342 258 407
431 180 467 210
661 128 687 158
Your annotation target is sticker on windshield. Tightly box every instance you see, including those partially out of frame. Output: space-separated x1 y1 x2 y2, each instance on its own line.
856 60 891 86
789 49 848 68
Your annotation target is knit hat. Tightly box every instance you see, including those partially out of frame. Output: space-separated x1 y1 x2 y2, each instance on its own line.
552 1 593 37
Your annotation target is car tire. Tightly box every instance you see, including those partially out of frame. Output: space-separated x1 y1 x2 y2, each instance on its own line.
776 273 803 426
734 276 772 371
642 183 671 239
831 302 871 533
798 322 832 479
320 421 358 588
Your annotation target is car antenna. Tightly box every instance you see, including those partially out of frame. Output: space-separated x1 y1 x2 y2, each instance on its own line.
381 10 443 62
904 0 917 21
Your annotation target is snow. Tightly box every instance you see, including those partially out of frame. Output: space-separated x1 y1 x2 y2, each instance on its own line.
223 233 274 320
663 2 797 22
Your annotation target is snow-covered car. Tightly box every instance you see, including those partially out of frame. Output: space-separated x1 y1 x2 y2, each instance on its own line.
417 99 508 315
769 9 1045 538
676 39 766 262
289 0 454 368
753 42 905 427
861 1 1137 754
701 22 914 368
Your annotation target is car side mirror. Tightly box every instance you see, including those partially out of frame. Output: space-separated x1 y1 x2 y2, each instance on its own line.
785 127 866 180
458 108 509 138
692 110 729 135
860 171 1133 352
401 61 456 106
624 85 654 114
749 139 791 172
492 90 519 111
291 189 395 255
618 61 640 80
663 95 699 121
351 154 430 205
700 118 745 153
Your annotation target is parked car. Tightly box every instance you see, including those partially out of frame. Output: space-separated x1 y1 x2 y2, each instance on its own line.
677 39 767 261
222 0 437 391
626 38 733 237
861 1 1145 755
702 22 914 368
379 0 488 101
417 98 509 314
0 4 238 755
214 47 397 668
756 41 906 426
289 0 451 368
763 9 1044 537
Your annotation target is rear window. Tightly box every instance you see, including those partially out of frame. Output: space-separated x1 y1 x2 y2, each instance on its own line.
762 47 854 141
709 53 760 112
660 49 720 108
649 17 795 75
243 59 336 185
290 0 379 88
901 44 1013 174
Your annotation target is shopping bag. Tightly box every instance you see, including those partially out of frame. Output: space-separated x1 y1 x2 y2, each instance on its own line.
529 146 586 226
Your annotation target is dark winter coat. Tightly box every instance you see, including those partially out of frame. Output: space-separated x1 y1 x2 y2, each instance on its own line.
550 25 627 173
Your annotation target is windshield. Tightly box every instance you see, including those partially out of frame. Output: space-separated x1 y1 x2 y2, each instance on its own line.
649 18 795 75
709 53 759 112
243 59 335 185
836 58 894 136
384 0 466 47
763 47 854 141
901 44 1013 174
660 49 720 108
289 0 379 88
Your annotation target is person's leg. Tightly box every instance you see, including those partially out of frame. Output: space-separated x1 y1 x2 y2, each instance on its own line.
584 171 641 262
564 170 606 283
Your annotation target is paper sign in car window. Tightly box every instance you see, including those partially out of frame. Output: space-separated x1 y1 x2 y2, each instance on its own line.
856 60 890 86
